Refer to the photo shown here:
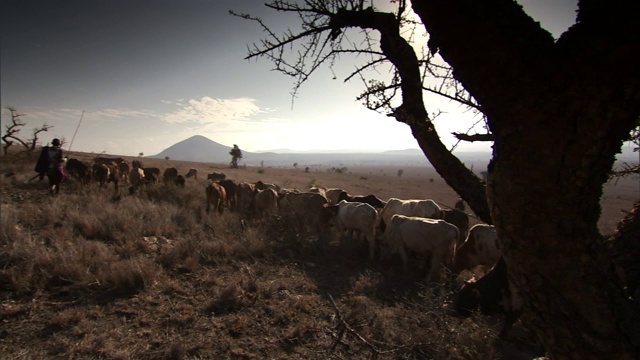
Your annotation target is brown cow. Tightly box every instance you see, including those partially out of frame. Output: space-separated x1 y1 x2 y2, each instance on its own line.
235 182 256 215
93 162 119 190
118 160 131 183
207 172 226 181
175 175 185 187
206 182 227 214
93 163 110 188
95 157 129 183
142 167 160 185
217 179 237 211
65 158 91 185
94 156 124 165
345 194 386 209
128 167 145 195
106 163 120 190
454 258 522 338
163 167 179 184
185 168 198 180
255 180 281 193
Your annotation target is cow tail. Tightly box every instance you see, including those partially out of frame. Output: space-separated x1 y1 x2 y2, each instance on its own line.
448 227 459 270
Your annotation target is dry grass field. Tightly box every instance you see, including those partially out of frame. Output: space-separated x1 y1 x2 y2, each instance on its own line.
1 149 637 359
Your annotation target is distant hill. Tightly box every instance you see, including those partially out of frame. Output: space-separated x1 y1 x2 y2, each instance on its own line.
382 149 423 155
150 135 636 174
148 135 496 168
149 135 242 164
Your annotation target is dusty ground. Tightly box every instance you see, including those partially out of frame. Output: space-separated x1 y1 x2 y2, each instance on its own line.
1 151 637 359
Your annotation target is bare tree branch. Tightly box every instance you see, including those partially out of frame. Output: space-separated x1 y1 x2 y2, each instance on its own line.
2 107 54 155
234 0 492 222
452 132 495 142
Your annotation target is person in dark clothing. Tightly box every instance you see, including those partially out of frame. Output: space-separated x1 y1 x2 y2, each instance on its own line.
34 138 66 194
30 145 50 182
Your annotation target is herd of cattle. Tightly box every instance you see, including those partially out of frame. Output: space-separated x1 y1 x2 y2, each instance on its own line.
65 157 199 194
63 156 521 337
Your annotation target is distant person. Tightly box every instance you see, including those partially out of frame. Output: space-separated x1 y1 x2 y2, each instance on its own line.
229 144 243 169
34 138 66 194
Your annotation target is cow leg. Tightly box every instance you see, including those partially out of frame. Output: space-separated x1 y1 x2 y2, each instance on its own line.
425 255 440 283
348 229 355 241
398 245 409 272
366 234 375 261
335 225 344 244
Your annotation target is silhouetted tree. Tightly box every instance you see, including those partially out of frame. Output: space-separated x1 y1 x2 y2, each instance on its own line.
229 144 243 168
236 1 640 357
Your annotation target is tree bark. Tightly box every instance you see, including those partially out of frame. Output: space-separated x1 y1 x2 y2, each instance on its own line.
412 0 640 358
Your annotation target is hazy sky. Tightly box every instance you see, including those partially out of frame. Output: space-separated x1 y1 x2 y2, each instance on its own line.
1 1 579 156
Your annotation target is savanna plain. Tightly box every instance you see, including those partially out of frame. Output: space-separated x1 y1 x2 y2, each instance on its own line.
1 149 637 359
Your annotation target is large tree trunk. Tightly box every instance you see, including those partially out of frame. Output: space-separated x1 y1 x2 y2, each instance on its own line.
411 0 640 358
487 113 636 359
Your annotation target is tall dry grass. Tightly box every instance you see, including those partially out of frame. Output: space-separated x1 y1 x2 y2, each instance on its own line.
0 151 543 359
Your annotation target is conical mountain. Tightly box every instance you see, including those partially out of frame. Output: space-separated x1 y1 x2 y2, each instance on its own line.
150 135 244 163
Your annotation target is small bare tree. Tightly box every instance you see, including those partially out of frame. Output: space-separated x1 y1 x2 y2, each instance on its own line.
2 107 52 155
229 144 243 168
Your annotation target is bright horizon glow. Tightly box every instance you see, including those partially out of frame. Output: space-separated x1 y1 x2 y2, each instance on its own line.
1 1 577 157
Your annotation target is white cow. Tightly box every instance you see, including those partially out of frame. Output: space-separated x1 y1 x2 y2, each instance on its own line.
253 188 279 219
278 192 329 232
380 198 443 232
326 200 378 260
308 186 327 197
454 224 501 273
382 214 458 282
325 188 349 205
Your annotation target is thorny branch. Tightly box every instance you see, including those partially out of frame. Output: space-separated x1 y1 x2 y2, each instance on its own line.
328 294 381 354
232 0 488 138
232 0 495 222
328 294 436 358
